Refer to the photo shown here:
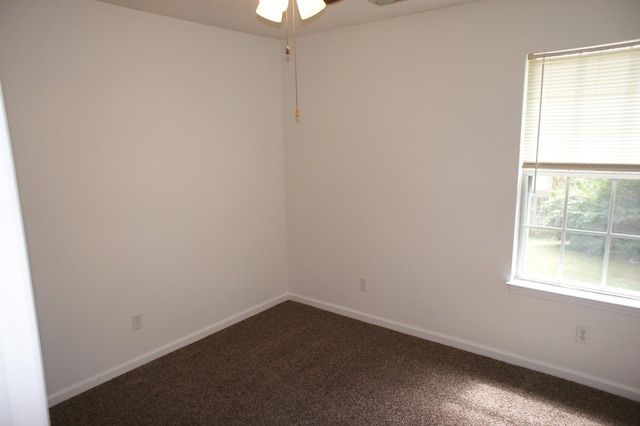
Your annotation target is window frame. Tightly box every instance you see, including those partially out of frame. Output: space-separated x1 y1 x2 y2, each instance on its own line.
508 41 640 316
511 169 640 308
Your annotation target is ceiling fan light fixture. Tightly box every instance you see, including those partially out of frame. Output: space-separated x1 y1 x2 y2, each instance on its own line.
256 0 289 23
296 0 326 20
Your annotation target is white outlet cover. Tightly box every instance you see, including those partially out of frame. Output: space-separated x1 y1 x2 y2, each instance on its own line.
132 314 143 331
359 277 368 291
576 325 590 344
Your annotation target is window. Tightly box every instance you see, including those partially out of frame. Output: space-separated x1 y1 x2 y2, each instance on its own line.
510 41 640 311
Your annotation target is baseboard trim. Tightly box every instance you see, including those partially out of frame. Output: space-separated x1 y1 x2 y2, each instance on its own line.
48 293 289 407
48 292 640 406
289 293 640 402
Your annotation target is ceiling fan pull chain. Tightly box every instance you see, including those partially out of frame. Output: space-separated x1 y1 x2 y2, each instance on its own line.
285 9 290 54
292 0 300 117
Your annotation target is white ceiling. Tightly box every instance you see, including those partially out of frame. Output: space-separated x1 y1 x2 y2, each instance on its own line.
95 0 479 39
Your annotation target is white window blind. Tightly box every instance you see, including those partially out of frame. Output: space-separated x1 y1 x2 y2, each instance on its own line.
521 41 640 170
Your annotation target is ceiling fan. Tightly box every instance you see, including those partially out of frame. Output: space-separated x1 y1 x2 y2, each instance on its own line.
256 0 406 23
252 0 406 117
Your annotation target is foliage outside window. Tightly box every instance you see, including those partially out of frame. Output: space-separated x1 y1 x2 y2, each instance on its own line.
512 41 640 304
520 172 640 297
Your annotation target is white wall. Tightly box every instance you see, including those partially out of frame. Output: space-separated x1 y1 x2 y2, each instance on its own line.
0 81 49 425
285 0 640 399
0 0 288 403
2 0 640 410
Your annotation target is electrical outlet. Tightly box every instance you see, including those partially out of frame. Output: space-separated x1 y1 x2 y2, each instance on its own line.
132 313 143 331
576 324 590 344
359 277 368 291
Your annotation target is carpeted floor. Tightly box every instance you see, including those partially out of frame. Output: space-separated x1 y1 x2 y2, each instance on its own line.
50 301 640 425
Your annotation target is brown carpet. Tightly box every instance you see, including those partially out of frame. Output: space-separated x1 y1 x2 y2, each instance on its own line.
50 301 640 425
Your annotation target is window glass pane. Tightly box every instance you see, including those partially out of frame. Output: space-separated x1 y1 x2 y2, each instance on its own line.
562 233 604 287
607 238 640 293
523 229 560 279
566 177 610 232
612 180 640 236
528 176 565 227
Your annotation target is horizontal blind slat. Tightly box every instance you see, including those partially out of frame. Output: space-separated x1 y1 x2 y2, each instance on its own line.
521 42 640 167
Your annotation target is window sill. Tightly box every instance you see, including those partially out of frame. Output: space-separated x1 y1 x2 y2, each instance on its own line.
507 279 640 318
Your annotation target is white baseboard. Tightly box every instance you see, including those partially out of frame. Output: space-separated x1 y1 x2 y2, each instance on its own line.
48 293 289 407
289 293 640 403
49 292 640 406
